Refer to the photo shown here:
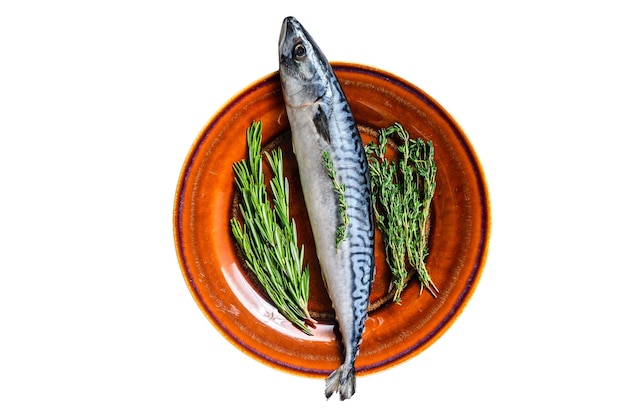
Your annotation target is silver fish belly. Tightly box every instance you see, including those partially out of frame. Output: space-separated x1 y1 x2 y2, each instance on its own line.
278 16 374 400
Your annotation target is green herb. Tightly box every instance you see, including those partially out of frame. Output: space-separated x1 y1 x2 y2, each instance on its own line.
322 150 349 248
366 122 438 303
230 120 314 335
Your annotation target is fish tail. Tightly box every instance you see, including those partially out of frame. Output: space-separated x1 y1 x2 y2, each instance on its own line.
324 364 356 400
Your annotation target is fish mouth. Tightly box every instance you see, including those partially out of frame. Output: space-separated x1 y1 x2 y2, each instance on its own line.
279 16 304 57
279 17 294 52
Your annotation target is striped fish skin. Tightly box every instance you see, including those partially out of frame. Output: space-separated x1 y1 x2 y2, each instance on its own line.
278 16 374 400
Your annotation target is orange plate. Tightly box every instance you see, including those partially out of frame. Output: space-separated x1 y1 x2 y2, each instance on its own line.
173 62 490 377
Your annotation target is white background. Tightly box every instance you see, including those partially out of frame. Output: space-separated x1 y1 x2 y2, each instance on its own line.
2 1 625 415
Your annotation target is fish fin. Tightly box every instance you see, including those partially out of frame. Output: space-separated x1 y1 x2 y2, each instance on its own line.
324 364 356 400
313 107 331 144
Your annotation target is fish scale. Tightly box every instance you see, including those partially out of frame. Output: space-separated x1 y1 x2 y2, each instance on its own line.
278 16 374 400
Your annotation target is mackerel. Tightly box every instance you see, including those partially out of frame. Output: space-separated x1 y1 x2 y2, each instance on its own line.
278 16 374 400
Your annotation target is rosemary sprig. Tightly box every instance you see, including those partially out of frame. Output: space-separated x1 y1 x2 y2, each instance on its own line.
366 123 438 303
230 120 314 335
322 150 349 248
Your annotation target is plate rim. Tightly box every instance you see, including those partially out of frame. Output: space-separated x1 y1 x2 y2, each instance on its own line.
173 61 491 377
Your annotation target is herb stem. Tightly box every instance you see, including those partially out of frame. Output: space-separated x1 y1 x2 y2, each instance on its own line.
366 123 438 303
322 150 349 249
231 121 314 334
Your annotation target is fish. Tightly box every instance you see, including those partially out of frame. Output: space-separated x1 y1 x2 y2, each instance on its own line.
278 16 375 400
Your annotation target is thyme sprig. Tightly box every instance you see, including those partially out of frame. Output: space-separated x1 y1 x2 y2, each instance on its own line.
230 121 314 335
322 150 349 248
366 123 438 303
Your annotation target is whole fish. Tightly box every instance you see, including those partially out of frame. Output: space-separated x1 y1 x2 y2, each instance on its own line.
278 16 374 400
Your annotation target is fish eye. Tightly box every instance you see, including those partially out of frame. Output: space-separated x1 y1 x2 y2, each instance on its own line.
293 43 306 60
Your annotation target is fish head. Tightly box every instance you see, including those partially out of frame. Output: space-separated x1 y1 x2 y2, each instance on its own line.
278 16 332 108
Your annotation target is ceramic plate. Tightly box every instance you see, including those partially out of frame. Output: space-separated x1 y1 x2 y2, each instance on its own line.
173 62 490 377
